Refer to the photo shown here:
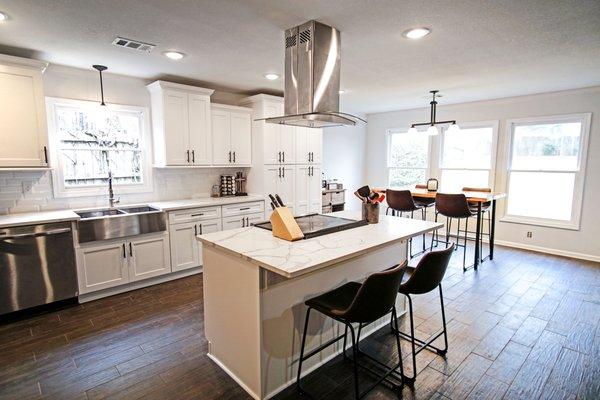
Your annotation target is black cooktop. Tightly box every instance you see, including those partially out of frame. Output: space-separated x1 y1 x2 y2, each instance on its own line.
253 213 368 239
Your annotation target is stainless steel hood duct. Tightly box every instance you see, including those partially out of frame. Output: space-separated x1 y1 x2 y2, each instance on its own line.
264 20 365 128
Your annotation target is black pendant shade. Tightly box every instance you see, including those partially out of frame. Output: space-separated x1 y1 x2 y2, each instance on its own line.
410 90 458 132
92 65 108 106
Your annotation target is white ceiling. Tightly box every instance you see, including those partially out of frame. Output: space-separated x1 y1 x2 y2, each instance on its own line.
0 0 599 114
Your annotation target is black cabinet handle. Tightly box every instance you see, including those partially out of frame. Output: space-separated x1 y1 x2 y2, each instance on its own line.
191 150 195 163
278 167 281 178
186 150 190 163
228 151 232 163
194 225 197 235
246 217 249 226
199 224 203 235
129 242 133 257
191 213 204 217
233 151 236 163
278 151 282 163
239 207 250 211
282 167 285 178
43 146 48 164
241 218 245 228
122 243 126 258
282 151 285 163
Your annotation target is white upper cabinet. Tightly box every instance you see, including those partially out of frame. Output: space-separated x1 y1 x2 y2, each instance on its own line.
0 55 49 168
147 81 214 167
211 105 252 166
295 164 322 216
296 126 323 164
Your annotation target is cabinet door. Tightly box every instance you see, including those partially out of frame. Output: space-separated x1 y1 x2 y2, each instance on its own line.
188 94 212 165
279 166 296 215
262 102 281 164
230 111 252 165
295 165 310 216
163 90 190 165
295 127 310 164
0 65 48 167
279 125 296 164
309 165 323 214
307 128 323 163
170 221 200 272
78 242 128 293
264 166 280 201
129 234 171 281
197 219 222 266
222 215 245 231
211 109 231 165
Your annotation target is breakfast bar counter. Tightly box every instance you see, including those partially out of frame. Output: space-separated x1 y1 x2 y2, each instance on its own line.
197 211 442 399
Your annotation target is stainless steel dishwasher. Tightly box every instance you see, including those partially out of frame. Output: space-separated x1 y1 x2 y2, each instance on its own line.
0 221 78 315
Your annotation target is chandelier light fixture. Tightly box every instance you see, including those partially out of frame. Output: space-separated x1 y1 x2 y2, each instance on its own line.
92 64 108 106
408 90 459 136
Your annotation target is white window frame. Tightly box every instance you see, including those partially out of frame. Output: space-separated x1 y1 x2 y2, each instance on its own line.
386 127 432 188
438 120 499 191
501 113 591 230
46 97 153 198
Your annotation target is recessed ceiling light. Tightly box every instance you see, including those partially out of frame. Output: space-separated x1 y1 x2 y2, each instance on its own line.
264 73 279 80
0 12 8 21
164 51 185 60
402 27 431 39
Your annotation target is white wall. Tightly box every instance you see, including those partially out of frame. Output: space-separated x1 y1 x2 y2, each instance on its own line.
366 87 600 260
0 64 247 215
322 122 367 211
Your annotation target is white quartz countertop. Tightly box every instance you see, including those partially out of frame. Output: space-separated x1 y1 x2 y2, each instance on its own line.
0 195 265 228
0 210 80 229
197 211 444 278
149 194 265 211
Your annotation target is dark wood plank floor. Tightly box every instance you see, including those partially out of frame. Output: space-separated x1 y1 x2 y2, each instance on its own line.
1 239 599 400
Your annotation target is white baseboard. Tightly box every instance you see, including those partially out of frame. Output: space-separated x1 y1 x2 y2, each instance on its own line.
78 267 202 303
494 240 600 263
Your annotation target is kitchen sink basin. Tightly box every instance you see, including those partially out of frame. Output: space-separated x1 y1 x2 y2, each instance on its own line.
76 205 166 243
76 209 126 219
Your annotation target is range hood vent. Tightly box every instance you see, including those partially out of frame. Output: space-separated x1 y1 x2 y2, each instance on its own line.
263 20 365 128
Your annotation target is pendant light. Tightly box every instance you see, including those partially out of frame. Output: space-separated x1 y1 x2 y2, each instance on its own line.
92 65 108 106
409 90 459 136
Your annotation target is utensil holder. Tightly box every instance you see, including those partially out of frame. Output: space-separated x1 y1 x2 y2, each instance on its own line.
362 202 379 224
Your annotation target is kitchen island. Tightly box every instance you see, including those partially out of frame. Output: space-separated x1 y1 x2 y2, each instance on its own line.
197 211 442 399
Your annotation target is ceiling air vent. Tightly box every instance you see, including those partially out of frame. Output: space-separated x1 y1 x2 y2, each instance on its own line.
111 37 155 53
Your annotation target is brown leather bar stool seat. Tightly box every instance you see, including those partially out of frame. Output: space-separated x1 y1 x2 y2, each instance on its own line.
414 183 436 209
391 244 454 384
386 189 426 258
297 262 407 399
432 193 479 270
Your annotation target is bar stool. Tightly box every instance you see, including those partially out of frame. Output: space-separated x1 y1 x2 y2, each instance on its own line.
414 184 436 213
391 244 454 384
297 261 407 399
461 187 492 261
386 189 426 258
432 193 479 270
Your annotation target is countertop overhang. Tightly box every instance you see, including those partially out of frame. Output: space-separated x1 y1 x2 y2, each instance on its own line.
197 211 444 278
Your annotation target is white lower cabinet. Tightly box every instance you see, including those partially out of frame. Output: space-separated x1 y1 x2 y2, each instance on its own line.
170 221 201 272
77 232 171 294
129 234 171 281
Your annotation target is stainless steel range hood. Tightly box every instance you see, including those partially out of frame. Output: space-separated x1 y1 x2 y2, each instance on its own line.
264 20 364 128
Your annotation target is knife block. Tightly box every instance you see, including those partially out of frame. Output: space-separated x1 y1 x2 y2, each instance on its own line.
270 207 304 241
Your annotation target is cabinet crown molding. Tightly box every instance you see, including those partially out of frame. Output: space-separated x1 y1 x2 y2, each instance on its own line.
0 53 49 72
146 80 215 96
211 103 252 113
239 94 283 106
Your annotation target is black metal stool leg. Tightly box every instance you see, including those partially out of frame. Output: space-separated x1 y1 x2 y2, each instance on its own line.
463 217 468 269
296 307 312 393
342 324 349 360
348 323 361 400
439 284 448 354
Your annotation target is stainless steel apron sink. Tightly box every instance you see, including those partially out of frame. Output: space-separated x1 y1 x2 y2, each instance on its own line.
75 206 166 243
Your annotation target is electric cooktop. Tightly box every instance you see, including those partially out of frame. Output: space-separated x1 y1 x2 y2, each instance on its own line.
253 213 368 239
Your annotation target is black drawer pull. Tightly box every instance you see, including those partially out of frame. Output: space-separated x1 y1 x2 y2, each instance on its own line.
239 207 250 211
191 213 204 217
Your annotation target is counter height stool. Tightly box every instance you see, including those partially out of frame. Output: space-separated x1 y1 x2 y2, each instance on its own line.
461 187 492 262
391 244 454 384
297 261 407 399
386 189 427 258
432 193 480 270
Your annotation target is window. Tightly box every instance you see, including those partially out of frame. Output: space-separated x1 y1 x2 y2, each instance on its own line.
46 97 152 198
440 122 498 192
387 129 429 187
504 114 591 229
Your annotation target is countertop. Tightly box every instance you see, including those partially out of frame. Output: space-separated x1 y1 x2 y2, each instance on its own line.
0 195 266 229
0 210 80 229
149 194 265 211
197 210 443 278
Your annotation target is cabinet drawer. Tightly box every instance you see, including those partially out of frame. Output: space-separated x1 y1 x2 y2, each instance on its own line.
169 206 221 224
322 192 331 205
221 201 264 217
222 212 264 231
330 191 345 205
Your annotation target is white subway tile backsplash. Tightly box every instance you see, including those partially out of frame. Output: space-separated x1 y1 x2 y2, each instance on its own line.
0 167 248 215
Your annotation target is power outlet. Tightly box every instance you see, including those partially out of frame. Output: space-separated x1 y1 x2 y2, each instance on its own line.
526 231 532 238
22 181 33 193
